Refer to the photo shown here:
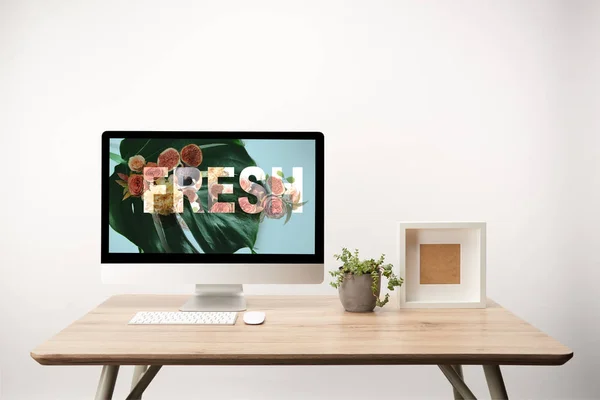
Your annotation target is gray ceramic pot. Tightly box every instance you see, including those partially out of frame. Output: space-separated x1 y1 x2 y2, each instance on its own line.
338 272 381 312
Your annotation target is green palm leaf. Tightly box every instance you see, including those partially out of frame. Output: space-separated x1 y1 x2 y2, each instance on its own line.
108 137 260 254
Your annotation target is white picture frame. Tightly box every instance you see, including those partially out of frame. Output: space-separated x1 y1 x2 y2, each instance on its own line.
398 222 486 308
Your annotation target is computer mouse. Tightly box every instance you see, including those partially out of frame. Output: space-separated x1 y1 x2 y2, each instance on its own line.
243 311 266 325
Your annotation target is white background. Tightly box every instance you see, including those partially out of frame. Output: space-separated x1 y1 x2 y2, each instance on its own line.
1 0 599 398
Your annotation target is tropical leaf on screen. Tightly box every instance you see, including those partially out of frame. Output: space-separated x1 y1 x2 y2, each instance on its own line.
108 137 260 254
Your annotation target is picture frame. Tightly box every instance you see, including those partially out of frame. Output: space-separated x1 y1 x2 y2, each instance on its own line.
398 222 486 308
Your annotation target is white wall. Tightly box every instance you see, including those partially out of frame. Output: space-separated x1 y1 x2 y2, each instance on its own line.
560 0 600 397
1 0 598 398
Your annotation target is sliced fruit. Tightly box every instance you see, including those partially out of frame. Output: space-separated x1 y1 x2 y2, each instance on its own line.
267 176 285 196
157 148 180 171
181 144 203 167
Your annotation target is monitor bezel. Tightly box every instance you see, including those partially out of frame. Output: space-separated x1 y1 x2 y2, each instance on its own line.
101 131 324 264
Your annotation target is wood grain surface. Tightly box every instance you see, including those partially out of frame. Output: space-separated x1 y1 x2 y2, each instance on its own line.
31 295 572 366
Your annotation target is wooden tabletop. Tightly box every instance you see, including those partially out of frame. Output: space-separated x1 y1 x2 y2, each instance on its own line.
31 295 572 366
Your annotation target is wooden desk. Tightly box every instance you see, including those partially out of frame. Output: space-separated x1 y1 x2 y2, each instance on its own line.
31 295 572 400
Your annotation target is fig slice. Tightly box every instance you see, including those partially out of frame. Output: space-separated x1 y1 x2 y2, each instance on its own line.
267 176 285 196
181 144 203 167
157 148 180 171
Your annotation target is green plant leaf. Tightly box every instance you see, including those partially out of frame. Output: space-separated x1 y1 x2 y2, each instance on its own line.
108 138 259 254
178 143 260 253
286 176 295 183
108 164 165 253
110 152 126 165
181 200 259 254
284 202 293 225
330 247 403 308
276 170 284 178
150 211 199 253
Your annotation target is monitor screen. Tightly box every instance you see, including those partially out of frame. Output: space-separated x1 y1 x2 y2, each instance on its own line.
101 132 324 263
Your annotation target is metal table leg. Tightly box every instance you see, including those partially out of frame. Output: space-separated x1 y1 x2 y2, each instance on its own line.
130 366 148 399
131 366 148 389
126 365 162 400
451 365 464 400
439 365 477 400
483 365 509 399
95 365 120 400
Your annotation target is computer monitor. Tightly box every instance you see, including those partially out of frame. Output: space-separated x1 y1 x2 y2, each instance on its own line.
101 131 324 311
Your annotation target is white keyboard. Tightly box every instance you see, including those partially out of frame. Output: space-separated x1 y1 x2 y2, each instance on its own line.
129 311 237 325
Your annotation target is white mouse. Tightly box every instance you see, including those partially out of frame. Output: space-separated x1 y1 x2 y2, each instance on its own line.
243 311 266 325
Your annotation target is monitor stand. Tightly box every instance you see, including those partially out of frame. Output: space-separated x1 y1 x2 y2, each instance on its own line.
180 284 247 312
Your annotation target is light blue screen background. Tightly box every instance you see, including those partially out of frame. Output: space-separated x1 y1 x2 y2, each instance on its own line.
108 138 316 254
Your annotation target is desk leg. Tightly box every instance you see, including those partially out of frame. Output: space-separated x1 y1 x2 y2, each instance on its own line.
451 365 464 400
95 365 119 400
483 365 509 400
131 365 148 390
126 365 162 400
438 365 477 400
131 365 148 394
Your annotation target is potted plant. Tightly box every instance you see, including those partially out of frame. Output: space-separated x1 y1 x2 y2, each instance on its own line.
330 248 403 312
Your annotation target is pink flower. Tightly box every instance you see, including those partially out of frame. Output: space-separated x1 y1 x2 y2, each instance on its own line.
182 188 198 203
210 202 235 213
209 183 224 201
143 166 167 182
262 195 286 219
241 180 267 202
239 179 265 214
240 178 252 191
127 175 145 197
239 198 262 214
128 155 146 172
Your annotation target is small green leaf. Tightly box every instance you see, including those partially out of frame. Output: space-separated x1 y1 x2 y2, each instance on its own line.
110 152 126 165
276 170 284 178
330 247 403 308
284 203 293 225
286 176 295 183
